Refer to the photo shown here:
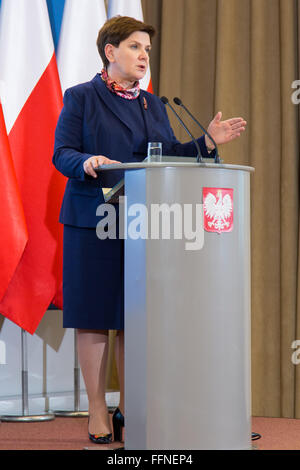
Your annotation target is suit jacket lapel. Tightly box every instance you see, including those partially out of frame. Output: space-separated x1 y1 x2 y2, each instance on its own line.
92 74 153 145
91 74 133 134
138 91 151 143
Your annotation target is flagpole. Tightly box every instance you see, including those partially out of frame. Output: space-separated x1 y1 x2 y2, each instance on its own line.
0 328 55 422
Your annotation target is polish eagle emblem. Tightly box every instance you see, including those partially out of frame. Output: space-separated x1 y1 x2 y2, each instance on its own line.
203 188 234 233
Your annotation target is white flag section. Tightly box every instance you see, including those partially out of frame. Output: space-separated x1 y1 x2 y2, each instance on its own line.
57 0 107 94
108 0 143 18
0 0 54 133
107 0 153 92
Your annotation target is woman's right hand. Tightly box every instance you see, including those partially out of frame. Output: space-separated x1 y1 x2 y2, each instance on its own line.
83 155 121 178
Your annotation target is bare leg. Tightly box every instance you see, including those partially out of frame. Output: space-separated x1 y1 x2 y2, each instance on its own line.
77 329 111 435
114 330 124 415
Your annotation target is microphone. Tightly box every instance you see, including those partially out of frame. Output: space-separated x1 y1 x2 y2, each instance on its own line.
160 96 203 163
173 97 220 163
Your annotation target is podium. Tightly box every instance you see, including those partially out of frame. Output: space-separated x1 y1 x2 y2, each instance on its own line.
101 159 254 450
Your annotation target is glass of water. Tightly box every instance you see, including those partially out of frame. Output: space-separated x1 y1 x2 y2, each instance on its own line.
147 142 162 162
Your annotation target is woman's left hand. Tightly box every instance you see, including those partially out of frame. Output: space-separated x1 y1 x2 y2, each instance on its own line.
205 112 247 150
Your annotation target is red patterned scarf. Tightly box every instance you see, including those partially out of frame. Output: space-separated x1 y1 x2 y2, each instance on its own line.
101 68 140 100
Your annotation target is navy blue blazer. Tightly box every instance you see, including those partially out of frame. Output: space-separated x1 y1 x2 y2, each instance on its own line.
53 74 212 228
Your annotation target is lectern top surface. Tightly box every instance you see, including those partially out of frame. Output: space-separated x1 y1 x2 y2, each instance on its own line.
96 161 254 173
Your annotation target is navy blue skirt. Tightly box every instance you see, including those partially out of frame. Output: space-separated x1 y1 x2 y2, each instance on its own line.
63 225 124 330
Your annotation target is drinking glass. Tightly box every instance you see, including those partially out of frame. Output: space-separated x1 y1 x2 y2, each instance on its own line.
147 142 162 162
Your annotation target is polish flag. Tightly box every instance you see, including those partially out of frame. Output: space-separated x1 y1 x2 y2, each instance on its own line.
0 102 28 302
107 0 154 93
0 0 66 334
57 0 107 95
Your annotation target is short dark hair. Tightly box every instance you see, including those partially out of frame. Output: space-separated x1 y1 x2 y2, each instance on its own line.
97 15 156 68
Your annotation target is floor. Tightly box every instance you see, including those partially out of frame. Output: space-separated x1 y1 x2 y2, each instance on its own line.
0 415 299 451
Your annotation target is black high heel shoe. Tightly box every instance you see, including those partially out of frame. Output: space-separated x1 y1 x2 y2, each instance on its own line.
88 418 112 444
88 431 112 444
112 407 125 442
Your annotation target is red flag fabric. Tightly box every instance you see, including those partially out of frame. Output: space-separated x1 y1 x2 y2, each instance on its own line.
0 102 28 301
0 0 66 334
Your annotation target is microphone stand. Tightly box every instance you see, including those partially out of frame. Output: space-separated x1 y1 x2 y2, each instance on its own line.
173 97 220 164
160 96 203 163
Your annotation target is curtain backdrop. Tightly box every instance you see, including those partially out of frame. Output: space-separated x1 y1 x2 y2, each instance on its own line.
140 0 300 418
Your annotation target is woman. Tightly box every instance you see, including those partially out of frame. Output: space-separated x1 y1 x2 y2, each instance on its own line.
53 15 246 444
